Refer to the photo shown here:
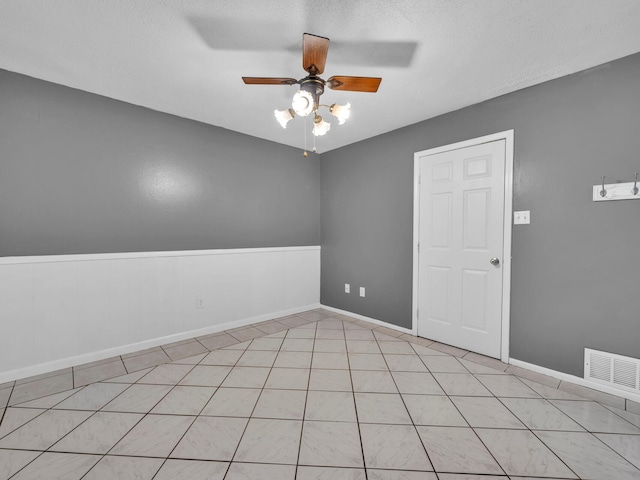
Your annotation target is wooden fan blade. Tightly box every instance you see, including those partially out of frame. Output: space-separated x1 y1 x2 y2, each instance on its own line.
303 33 329 75
327 76 382 92
242 77 298 85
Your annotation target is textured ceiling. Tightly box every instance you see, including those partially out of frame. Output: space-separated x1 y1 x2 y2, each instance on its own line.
1 0 640 152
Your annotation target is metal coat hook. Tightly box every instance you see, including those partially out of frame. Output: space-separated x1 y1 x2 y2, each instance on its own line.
633 173 639 196
600 176 607 197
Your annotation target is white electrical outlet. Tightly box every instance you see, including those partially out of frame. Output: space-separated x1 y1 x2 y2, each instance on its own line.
345 283 350 293
514 210 530 225
196 297 204 309
359 287 365 297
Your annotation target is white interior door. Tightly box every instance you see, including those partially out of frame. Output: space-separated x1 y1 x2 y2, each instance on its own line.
417 139 506 358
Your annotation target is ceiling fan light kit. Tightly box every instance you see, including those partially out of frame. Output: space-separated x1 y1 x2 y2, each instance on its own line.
274 108 295 128
329 102 351 125
242 33 381 143
291 90 315 116
312 114 331 136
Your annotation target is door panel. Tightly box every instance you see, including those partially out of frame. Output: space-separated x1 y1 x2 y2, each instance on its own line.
427 266 450 323
461 269 488 331
418 140 505 358
430 194 452 248
464 154 492 179
463 188 490 250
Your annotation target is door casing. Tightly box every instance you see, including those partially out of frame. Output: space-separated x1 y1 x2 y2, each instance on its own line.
412 130 514 362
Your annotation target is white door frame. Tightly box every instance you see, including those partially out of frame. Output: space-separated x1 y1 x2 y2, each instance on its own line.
412 130 514 362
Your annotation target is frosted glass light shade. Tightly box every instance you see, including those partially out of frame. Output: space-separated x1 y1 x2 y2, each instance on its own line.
330 102 351 125
274 108 295 128
292 90 314 116
312 115 331 136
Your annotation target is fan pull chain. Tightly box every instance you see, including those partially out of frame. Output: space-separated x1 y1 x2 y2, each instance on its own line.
303 116 308 157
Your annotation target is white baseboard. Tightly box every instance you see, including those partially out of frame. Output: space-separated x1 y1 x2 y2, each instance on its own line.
321 305 414 335
0 303 320 384
510 358 640 404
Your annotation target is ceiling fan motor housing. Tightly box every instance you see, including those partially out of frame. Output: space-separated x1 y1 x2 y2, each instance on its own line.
299 76 325 106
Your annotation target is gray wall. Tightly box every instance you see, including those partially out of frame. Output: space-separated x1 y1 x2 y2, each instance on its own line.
0 70 320 256
321 52 640 377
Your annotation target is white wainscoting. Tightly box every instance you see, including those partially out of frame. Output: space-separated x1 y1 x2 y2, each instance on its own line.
0 246 320 382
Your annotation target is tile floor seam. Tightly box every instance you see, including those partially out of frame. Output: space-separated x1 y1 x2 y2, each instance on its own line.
377 334 438 476
118 354 130 376
418 358 518 477
549 398 608 434
293 319 317 478
54 402 147 457
93 370 197 458
343 321 369 478
38 408 109 468
465 427 522 478
489 396 587 477
590 433 640 474
226 331 295 472
155 402 215 467
600 403 640 431
530 428 618 478
183 336 248 479
0 410 49 442
385 335 463 473
0 382 15 423
3 449 46 479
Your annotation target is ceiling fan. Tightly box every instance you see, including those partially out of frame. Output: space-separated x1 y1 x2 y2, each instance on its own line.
242 33 381 138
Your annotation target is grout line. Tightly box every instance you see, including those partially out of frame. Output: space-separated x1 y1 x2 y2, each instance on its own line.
1 449 46 478
344 320 369 480
96 365 201 463
225 328 295 475
599 403 640 430
0 382 16 424
433 366 575 478
158 350 242 478
429 374 510 477
378 334 439 476
193 337 210 353
119 355 130 375
527 429 592 478
294 319 317 479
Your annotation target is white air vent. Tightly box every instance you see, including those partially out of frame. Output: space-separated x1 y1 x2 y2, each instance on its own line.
585 348 640 394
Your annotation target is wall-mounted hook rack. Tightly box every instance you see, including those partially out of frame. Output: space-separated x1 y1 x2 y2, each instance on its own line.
593 173 640 202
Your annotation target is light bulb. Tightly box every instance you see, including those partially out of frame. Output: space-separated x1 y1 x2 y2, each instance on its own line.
312 115 331 136
330 102 351 125
292 90 314 117
274 108 295 128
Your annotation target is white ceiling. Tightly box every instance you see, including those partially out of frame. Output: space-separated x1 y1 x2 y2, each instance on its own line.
1 1 640 153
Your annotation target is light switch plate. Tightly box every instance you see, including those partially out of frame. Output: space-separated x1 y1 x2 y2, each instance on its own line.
514 210 530 225
359 287 365 297
345 283 350 294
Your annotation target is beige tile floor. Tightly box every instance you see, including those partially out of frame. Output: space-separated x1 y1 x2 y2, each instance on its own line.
1 309 640 479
